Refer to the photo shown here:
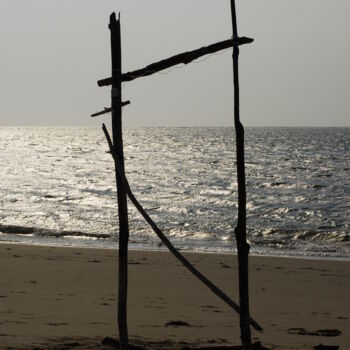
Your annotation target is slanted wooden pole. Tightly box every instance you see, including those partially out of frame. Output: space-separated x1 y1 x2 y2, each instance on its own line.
230 1 252 348
109 12 129 349
102 123 263 332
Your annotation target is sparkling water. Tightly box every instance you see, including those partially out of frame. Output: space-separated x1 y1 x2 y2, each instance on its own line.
0 127 349 258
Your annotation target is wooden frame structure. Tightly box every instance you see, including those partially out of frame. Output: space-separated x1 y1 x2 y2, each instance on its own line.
92 2 262 349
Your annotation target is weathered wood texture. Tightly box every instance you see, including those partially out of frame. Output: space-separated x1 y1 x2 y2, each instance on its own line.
97 37 253 86
109 12 129 349
102 123 262 332
230 1 253 348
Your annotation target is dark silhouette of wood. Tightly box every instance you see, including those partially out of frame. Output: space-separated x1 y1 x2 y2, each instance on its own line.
109 12 129 349
93 8 262 346
91 101 130 117
102 123 263 332
97 37 253 86
91 107 113 117
230 1 252 348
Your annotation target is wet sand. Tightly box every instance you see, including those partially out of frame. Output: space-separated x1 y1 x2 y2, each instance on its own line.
0 243 349 349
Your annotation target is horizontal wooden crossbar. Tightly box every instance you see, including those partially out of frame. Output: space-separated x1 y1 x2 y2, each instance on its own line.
97 36 253 87
91 107 112 117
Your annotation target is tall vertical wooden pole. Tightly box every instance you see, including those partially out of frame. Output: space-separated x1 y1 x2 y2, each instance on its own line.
230 1 252 348
109 12 129 349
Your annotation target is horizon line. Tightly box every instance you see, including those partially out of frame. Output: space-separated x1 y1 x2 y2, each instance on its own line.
0 125 349 128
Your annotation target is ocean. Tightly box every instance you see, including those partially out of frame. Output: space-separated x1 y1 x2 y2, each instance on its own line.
0 127 349 259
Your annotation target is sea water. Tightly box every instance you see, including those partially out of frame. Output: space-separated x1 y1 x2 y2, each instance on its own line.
0 127 349 258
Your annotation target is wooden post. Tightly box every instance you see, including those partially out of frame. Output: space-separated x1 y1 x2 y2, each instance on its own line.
230 1 252 348
109 12 129 349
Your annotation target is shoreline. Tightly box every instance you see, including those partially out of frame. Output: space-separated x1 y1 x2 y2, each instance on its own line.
1 240 349 262
1 242 349 349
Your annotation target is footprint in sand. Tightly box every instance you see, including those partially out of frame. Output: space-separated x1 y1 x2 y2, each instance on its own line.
313 345 339 350
165 320 190 327
287 328 341 337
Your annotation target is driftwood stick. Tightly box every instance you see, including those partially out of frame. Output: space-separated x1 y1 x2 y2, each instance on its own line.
91 107 112 117
98 37 253 86
230 0 254 347
91 101 130 118
102 123 262 332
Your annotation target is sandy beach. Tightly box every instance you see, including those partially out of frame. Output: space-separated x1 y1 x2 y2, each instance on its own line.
0 243 349 349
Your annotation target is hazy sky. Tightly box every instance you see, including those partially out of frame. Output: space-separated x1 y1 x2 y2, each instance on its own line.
0 1 349 127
